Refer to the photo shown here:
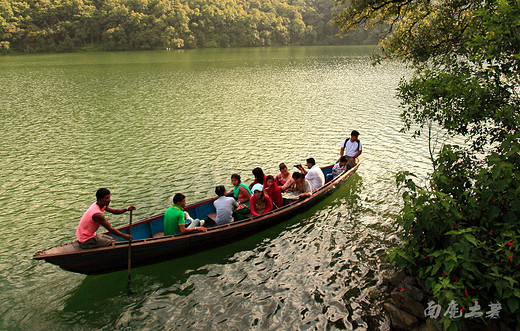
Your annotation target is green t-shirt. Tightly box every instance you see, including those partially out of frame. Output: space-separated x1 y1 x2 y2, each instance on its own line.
164 204 185 235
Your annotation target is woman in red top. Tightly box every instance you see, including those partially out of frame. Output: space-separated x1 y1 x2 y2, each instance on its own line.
265 175 283 208
249 184 273 216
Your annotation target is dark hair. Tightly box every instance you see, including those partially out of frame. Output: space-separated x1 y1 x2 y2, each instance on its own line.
96 188 110 200
279 163 287 170
252 167 265 183
339 156 348 163
306 158 316 166
292 172 302 180
231 173 241 183
173 193 186 204
266 175 274 182
215 185 226 196
351 130 360 137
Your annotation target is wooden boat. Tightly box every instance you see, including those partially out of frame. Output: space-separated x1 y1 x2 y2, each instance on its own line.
33 159 363 275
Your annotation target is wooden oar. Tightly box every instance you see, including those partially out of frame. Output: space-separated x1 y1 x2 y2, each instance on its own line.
126 209 133 296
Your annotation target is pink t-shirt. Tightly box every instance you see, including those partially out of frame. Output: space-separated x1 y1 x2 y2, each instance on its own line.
75 202 106 242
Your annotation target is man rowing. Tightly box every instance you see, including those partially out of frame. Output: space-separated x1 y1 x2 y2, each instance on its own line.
75 188 135 249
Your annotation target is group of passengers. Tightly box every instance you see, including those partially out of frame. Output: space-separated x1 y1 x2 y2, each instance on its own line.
75 131 362 248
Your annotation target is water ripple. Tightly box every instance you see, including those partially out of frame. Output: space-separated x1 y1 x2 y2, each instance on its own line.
0 46 431 329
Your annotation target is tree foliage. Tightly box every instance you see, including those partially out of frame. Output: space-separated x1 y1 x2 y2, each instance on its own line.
0 0 384 53
335 0 520 328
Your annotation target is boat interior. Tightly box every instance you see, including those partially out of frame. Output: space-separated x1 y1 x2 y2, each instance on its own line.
112 166 336 242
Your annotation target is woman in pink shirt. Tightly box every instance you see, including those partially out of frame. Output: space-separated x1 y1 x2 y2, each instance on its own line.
274 163 294 192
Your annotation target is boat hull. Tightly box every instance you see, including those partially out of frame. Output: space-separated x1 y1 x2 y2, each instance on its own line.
33 160 363 275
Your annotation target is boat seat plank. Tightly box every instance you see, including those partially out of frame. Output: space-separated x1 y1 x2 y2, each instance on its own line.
206 212 217 222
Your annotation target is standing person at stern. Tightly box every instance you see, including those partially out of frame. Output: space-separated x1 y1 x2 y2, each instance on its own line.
75 188 135 249
340 130 362 169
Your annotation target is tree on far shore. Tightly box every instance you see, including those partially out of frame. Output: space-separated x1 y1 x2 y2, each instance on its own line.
0 0 384 53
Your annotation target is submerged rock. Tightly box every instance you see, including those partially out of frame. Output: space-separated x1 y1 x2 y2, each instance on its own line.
383 302 419 330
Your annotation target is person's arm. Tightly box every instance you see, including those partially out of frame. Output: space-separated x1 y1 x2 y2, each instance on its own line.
299 180 313 199
281 177 294 191
250 196 259 216
263 196 273 214
299 182 312 199
93 213 132 240
232 199 239 210
340 147 345 158
299 192 311 199
178 223 207 234
299 166 308 175
106 205 136 215
239 186 251 203
274 174 283 186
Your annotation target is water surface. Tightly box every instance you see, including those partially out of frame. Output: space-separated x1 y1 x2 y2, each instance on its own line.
0 46 431 329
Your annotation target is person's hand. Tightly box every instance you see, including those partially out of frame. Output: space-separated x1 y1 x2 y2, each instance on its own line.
123 234 133 240
127 206 136 211
299 193 310 200
198 227 208 233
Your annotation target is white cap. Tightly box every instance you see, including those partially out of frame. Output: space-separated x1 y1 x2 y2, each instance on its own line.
251 183 263 193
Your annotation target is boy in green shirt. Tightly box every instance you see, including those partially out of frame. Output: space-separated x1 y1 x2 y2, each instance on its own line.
164 193 207 235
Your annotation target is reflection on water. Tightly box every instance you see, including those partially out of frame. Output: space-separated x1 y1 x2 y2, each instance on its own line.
0 46 431 330
61 175 396 329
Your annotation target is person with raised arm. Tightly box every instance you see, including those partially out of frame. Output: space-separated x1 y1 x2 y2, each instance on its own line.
75 188 135 249
295 158 325 191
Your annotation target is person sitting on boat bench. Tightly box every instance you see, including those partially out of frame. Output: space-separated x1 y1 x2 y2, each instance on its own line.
213 185 238 225
274 163 294 192
164 193 207 236
290 172 313 199
231 173 252 220
249 167 267 188
331 156 348 179
295 158 325 191
340 130 362 169
265 175 283 208
75 188 135 249
249 184 273 216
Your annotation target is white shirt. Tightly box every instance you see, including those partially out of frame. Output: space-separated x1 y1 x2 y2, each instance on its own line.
213 196 238 225
341 138 362 158
305 165 325 191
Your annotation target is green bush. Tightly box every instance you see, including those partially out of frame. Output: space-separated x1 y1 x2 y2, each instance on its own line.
390 134 520 329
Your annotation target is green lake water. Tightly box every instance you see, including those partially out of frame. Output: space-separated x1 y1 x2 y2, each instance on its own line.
0 46 432 329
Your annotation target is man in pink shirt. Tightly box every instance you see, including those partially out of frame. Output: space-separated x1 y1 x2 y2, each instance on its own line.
75 188 135 249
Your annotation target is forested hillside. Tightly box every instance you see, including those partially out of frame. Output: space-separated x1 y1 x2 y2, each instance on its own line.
0 0 382 53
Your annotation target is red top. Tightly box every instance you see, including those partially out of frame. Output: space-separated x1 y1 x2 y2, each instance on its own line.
249 194 273 216
265 182 283 208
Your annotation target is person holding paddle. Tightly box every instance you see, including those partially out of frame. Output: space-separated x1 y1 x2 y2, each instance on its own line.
75 188 135 249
